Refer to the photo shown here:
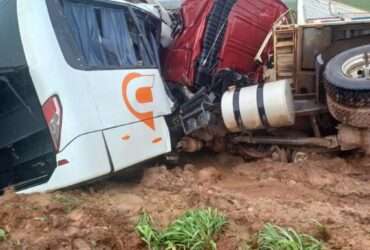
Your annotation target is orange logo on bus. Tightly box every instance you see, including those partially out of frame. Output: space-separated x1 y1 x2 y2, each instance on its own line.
122 73 155 130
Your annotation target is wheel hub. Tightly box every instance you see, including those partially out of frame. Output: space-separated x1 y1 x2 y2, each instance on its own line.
342 52 370 80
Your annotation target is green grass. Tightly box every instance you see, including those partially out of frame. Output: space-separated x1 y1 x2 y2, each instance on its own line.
283 0 370 11
257 224 323 250
136 208 227 250
336 0 370 11
52 193 81 213
0 228 6 242
283 0 297 9
136 213 161 250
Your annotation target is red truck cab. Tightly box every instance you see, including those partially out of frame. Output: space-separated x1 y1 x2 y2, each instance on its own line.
163 0 287 88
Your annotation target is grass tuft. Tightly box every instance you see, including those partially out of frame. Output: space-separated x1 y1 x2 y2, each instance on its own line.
136 213 161 250
52 193 81 213
258 224 323 250
312 220 330 242
0 228 7 241
136 208 227 250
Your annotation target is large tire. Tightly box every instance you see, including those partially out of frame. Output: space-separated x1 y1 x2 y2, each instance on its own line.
324 45 370 108
327 95 370 128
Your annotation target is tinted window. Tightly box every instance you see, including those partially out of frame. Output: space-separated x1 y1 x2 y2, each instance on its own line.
134 9 161 68
0 0 27 69
48 0 161 70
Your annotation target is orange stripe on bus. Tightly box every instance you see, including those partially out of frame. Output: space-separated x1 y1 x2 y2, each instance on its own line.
152 137 162 144
121 134 130 141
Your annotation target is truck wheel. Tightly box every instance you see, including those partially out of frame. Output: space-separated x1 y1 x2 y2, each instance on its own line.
324 45 370 128
327 95 370 128
325 45 370 108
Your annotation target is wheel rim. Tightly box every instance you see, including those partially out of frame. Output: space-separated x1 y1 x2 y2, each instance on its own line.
342 52 370 80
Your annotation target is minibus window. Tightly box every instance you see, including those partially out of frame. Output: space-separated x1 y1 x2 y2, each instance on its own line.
131 9 162 68
61 0 158 69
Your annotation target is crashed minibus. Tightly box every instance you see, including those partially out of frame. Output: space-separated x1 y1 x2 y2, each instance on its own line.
0 0 175 192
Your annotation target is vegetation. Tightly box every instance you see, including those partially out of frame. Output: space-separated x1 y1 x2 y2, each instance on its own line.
136 213 161 250
0 228 6 241
312 220 330 242
283 0 297 9
257 224 323 250
337 0 370 11
136 210 325 250
283 0 370 11
136 208 227 250
52 193 81 213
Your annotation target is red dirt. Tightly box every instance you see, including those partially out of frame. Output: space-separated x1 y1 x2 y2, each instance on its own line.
0 152 369 249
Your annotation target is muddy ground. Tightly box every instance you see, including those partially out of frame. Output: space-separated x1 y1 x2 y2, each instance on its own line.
0 152 369 250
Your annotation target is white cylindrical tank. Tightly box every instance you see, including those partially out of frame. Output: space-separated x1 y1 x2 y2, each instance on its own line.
221 79 295 132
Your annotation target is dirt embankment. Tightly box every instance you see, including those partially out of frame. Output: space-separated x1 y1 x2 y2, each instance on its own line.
0 152 370 250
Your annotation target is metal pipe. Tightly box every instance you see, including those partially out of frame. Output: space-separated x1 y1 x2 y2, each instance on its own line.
232 135 338 149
